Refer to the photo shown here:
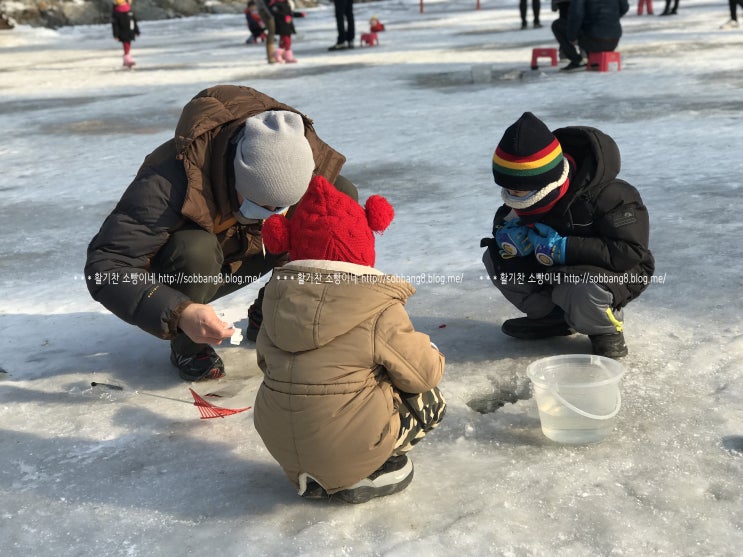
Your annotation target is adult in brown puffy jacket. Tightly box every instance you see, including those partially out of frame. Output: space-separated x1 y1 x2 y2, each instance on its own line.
255 176 446 503
85 85 347 382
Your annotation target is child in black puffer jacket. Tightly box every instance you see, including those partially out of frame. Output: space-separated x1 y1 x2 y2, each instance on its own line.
481 112 654 359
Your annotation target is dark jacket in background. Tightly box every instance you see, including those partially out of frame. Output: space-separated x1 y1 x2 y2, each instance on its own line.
567 0 629 42
551 0 571 9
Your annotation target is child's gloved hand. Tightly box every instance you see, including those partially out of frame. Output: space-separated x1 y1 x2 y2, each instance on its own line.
495 220 533 258
528 223 567 266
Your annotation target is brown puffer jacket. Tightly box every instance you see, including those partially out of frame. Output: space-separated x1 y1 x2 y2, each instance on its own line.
85 85 345 339
254 260 445 493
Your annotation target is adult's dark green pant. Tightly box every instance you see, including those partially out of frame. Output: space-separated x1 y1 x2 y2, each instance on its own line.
151 226 280 356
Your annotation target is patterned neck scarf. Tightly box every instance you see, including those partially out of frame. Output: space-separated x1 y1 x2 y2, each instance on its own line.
501 156 574 220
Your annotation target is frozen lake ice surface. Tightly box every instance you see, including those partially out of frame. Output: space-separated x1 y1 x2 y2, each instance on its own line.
1 1 742 555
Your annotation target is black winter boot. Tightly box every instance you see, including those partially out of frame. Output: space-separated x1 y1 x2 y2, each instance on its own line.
590 332 628 359
501 307 574 340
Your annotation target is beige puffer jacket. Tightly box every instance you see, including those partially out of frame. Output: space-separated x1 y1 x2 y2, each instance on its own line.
254 260 445 493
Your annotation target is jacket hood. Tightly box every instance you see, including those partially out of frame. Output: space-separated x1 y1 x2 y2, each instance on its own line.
173 85 301 156
261 260 416 352
173 86 291 231
554 125 621 198
171 85 346 233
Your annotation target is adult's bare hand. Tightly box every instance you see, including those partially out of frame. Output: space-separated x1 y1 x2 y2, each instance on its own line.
178 303 235 345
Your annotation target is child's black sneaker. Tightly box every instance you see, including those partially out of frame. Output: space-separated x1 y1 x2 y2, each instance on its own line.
298 474 330 500
501 307 574 339
590 332 628 359
170 345 225 382
333 454 414 504
297 455 414 504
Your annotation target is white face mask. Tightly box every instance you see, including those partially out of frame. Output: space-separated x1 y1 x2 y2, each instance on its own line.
501 189 538 209
237 198 287 221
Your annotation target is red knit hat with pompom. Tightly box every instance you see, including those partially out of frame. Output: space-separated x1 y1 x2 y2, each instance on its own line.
262 175 394 267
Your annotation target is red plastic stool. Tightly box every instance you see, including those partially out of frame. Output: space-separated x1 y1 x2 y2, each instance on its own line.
360 32 379 47
587 51 621 72
531 47 558 70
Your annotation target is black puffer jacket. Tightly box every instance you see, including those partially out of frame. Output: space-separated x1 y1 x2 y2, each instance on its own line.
85 85 345 339
567 0 628 42
111 6 139 43
486 125 654 308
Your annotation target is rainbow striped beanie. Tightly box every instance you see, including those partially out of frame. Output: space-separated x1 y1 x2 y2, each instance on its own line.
492 112 565 191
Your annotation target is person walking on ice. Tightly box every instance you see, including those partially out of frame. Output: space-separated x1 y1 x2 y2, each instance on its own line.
254 176 446 503
111 0 140 69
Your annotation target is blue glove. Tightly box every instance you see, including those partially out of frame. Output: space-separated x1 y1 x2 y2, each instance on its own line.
495 220 533 258
527 223 567 266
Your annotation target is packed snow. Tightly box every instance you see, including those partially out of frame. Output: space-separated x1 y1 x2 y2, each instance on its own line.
1 1 742 555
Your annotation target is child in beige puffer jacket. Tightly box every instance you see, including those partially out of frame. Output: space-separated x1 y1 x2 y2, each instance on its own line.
254 175 446 504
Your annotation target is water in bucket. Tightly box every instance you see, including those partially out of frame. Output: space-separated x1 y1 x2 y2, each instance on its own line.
526 354 626 444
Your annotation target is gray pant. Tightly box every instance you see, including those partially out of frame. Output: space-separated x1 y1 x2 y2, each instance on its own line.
482 249 623 336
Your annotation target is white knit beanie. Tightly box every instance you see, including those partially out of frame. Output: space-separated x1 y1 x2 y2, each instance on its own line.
233 111 315 208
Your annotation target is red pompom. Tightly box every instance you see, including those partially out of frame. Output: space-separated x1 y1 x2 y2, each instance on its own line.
262 214 291 254
365 194 394 232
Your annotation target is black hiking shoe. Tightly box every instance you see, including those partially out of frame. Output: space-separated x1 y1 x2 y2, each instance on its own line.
170 345 225 382
502 307 574 340
590 332 628 359
333 454 414 504
561 60 586 72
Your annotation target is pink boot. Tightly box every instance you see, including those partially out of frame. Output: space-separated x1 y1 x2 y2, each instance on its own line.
123 54 136 68
273 48 285 64
284 49 297 63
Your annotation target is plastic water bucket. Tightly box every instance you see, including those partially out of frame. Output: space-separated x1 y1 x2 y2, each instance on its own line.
526 354 626 444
